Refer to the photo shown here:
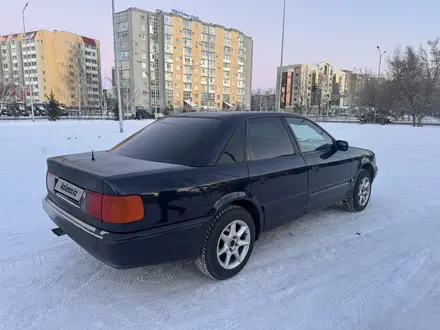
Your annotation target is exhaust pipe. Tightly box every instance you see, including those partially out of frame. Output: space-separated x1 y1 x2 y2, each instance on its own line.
51 227 66 237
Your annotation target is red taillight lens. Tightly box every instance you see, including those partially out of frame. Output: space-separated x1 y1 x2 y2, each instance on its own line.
85 191 144 224
85 191 103 220
102 195 144 224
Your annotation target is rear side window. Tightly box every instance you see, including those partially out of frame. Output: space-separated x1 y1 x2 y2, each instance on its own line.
218 123 246 164
110 117 221 165
247 117 294 161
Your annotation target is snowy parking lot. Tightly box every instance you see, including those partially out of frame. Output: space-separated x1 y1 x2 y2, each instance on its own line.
1 119 440 330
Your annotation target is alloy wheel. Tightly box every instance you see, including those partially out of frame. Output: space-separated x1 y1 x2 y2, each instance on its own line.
358 177 371 206
216 220 251 270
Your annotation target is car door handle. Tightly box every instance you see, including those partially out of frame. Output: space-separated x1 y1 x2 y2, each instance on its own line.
259 176 268 184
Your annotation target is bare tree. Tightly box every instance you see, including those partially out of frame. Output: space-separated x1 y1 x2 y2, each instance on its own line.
59 40 87 111
120 80 141 119
265 88 275 95
293 84 311 114
293 96 305 114
0 79 15 109
359 71 400 122
103 76 113 91
389 39 440 126
312 72 332 115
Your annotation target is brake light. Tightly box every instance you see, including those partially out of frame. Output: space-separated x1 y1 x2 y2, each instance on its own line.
85 191 103 220
46 171 56 193
85 191 144 224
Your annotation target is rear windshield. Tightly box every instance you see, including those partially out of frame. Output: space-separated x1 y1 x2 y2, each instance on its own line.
109 117 221 165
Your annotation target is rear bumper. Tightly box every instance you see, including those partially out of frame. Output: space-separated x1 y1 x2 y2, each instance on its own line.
42 196 209 269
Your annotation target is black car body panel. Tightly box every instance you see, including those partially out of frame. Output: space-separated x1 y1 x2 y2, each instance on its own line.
43 197 210 268
248 155 308 230
302 149 352 213
43 112 378 269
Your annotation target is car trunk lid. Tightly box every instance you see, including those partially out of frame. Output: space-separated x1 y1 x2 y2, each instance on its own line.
46 151 185 229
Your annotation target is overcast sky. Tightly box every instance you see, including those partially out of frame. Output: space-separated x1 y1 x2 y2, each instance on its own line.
2 0 438 90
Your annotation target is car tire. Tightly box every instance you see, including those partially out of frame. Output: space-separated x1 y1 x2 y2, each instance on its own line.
195 205 255 280
343 169 372 212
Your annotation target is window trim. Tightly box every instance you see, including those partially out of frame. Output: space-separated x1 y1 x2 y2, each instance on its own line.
282 116 336 155
110 117 222 166
246 116 297 162
214 121 248 165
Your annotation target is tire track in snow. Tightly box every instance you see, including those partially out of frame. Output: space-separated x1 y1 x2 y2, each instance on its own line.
257 207 344 245
249 222 420 326
0 244 80 276
366 249 440 330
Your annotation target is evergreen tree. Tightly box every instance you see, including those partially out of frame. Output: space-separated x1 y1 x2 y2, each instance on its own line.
10 101 19 117
46 90 61 121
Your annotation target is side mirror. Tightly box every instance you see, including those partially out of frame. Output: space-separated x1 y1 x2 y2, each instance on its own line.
335 140 349 151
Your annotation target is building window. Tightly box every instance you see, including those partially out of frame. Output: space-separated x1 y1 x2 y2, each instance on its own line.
164 15 172 25
184 20 191 30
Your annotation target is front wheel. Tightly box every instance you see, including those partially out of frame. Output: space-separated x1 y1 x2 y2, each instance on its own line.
195 205 255 280
343 169 372 212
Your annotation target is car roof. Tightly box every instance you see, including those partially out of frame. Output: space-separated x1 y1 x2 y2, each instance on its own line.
164 111 313 166
171 111 307 122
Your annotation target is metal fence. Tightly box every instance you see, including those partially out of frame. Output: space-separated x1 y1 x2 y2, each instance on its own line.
2 111 440 125
306 114 440 125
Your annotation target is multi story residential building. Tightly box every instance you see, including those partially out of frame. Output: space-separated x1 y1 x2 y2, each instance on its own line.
251 93 276 111
276 61 334 113
0 30 102 108
334 69 368 108
114 7 253 114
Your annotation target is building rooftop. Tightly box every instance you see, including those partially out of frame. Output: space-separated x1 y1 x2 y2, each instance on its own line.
175 111 306 121
116 7 252 38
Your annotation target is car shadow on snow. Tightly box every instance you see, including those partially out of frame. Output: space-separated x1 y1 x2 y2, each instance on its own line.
62 203 371 297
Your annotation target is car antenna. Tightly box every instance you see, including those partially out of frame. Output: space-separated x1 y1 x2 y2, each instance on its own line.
91 150 95 161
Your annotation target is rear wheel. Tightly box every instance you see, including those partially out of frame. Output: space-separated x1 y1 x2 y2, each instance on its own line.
195 205 255 280
343 169 372 212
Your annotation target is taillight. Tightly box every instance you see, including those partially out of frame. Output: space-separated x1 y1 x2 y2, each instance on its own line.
46 171 56 193
85 191 144 224
85 191 103 220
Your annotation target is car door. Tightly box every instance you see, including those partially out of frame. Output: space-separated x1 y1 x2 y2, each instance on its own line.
284 117 352 212
247 116 308 230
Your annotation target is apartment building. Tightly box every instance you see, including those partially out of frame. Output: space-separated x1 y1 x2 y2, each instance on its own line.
114 7 253 113
251 93 276 111
276 61 334 112
335 69 368 108
0 30 102 108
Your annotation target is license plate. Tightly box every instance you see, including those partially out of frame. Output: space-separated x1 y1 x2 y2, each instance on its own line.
54 178 84 202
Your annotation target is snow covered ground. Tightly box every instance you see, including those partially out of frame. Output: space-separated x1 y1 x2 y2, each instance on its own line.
1 120 440 330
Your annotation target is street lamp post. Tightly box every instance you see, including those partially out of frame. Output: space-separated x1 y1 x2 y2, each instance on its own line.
276 0 286 112
112 0 124 132
22 3 34 122
376 45 386 124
